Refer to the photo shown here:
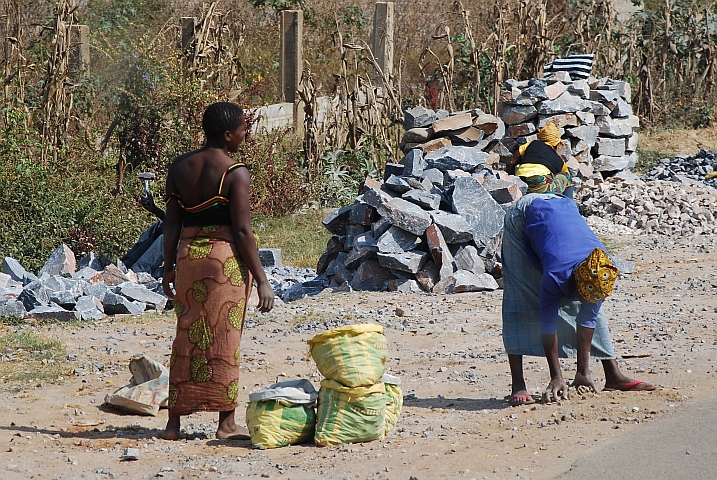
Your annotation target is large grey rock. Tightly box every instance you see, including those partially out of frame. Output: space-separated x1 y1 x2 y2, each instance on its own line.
451 270 500 293
116 283 167 311
425 146 489 172
102 292 146 315
421 168 445 187
78 252 106 271
451 177 506 249
402 189 441 210
536 92 587 114
371 216 393 238
383 163 404 181
501 105 538 125
377 251 428 274
376 226 422 254
429 211 473 244
2 257 37 285
384 175 411 194
332 253 354 284
596 116 635 137
39 244 76 277
322 205 352 235
18 282 51 311
404 106 437 129
377 197 432 236
453 245 485 274
0 299 25 318
73 266 101 281
28 304 77 322
402 127 432 144
593 155 630 171
83 282 110 302
74 296 105 321
433 269 499 294
344 246 377 269
566 125 599 147
594 137 626 157
349 260 392 291
611 97 633 118
483 177 521 205
402 149 427 177
349 204 378 226
49 290 78 310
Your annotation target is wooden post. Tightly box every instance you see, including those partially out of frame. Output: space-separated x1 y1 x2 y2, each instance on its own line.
371 2 394 83
279 10 303 104
69 25 90 80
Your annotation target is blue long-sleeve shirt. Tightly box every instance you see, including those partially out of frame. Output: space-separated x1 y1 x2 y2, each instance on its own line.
523 196 605 335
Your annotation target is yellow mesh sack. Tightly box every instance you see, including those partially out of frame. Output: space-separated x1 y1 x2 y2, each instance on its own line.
308 324 388 387
381 374 403 435
246 400 315 449
314 379 386 446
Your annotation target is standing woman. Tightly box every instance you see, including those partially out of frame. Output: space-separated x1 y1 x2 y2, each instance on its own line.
161 102 274 440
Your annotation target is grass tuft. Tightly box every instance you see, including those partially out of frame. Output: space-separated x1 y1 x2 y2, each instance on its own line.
254 209 333 269
0 330 68 390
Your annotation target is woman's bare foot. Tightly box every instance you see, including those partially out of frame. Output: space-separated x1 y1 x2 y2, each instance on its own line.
159 416 181 441
216 424 250 440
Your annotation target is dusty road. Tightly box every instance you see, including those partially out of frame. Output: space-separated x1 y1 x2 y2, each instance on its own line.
1 232 716 479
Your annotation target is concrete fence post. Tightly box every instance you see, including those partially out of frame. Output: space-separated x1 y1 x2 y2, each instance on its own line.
280 10 304 132
68 25 90 80
180 17 196 55
371 2 394 83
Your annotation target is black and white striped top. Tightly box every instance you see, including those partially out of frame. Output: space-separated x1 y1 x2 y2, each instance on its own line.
543 53 595 80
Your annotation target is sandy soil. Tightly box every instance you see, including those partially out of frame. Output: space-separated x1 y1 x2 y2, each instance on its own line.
1 231 716 479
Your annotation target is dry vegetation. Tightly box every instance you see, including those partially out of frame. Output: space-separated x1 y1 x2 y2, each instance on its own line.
0 0 715 269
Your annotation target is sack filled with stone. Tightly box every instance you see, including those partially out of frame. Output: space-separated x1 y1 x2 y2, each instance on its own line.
314 379 387 446
246 379 318 449
308 324 388 387
381 373 403 435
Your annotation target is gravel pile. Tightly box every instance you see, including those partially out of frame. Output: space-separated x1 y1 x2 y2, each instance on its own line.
576 176 717 235
641 148 717 189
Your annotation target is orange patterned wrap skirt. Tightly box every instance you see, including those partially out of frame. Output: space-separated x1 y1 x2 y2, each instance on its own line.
167 225 252 416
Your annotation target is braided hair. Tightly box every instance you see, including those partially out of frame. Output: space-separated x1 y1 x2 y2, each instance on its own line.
202 102 244 142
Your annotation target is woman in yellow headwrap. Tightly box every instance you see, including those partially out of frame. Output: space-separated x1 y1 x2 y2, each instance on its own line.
506 122 574 197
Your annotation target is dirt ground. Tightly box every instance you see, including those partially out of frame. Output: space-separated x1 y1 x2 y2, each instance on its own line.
1 230 716 480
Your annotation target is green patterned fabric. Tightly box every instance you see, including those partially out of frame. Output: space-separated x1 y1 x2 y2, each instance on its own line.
308 324 388 387
314 379 386 446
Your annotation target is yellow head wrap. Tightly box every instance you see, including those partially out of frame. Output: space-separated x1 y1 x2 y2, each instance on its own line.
574 248 618 303
537 122 563 148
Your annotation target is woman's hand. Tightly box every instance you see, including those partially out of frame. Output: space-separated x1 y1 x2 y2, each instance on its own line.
571 372 598 394
162 269 176 299
255 280 274 313
543 376 570 403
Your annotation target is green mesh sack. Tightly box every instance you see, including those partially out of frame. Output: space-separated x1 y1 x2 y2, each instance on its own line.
381 374 403 435
246 380 317 449
308 324 388 387
314 379 387 446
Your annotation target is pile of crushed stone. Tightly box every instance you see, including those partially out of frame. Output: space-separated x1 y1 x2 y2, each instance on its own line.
576 176 717 236
641 148 717 189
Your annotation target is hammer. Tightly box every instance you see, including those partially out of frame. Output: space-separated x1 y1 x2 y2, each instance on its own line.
138 172 156 198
